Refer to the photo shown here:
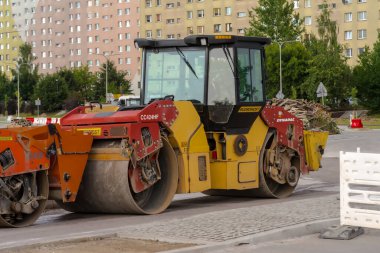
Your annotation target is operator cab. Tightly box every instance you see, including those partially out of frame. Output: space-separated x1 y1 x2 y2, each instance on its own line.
135 35 270 134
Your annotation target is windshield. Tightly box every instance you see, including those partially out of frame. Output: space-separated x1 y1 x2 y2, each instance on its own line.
144 47 206 104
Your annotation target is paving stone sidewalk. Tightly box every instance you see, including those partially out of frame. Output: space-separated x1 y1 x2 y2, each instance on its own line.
120 194 339 244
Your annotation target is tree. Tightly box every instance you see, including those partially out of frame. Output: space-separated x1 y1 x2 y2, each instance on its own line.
353 40 380 112
265 42 311 99
302 2 352 108
0 72 13 115
10 43 39 102
245 0 304 42
0 71 13 100
73 66 97 102
33 74 68 112
57 67 97 103
95 60 132 100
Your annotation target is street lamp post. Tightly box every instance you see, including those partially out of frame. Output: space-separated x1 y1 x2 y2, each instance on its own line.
274 39 300 99
17 67 20 118
105 59 109 103
93 53 120 103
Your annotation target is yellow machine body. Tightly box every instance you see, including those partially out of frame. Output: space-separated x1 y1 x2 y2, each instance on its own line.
167 101 328 194
303 130 329 171
168 101 270 193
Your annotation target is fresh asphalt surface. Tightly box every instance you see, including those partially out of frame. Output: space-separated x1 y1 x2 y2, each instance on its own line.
0 124 378 250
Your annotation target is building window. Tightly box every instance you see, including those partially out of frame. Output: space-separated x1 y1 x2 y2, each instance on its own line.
344 12 352 22
305 16 312 25
304 0 311 8
156 14 162 22
197 26 204 34
358 0 366 3
167 34 175 39
187 11 192 19
166 19 175 24
187 27 193 35
344 30 352 40
237 12 246 17
225 7 232 16
156 29 162 38
214 24 222 33
225 23 232 32
146 30 152 38
166 3 174 8
358 29 367 39
343 0 352 4
357 11 367 21
345 48 352 58
197 10 204 18
146 15 152 23
358 48 365 55
294 0 300 9
146 0 152 7
213 8 221 16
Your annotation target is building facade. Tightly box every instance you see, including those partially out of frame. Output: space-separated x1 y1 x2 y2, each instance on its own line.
141 0 378 66
0 0 24 72
140 0 257 39
0 0 141 94
295 0 376 65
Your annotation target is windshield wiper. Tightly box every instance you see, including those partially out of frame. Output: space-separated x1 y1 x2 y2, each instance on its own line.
222 45 237 78
176 47 199 79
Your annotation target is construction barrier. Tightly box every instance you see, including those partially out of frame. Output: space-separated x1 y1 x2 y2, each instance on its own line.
349 112 364 128
340 150 380 229
6 116 60 125
350 118 363 128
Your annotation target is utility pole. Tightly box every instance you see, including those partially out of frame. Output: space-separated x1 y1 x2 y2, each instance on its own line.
274 39 300 99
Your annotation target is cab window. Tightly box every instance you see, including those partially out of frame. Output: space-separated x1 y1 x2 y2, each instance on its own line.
144 48 206 104
207 47 236 106
237 48 264 102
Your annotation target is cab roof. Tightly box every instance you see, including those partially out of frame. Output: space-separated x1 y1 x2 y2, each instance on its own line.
134 35 271 49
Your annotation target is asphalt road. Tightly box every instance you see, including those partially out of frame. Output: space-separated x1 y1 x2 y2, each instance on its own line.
0 129 378 250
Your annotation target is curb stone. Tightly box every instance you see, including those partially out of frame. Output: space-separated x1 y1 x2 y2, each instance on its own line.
162 218 339 253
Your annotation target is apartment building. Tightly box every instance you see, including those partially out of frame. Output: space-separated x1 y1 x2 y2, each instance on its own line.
295 0 376 65
0 0 141 94
142 0 378 66
141 0 257 39
0 0 24 72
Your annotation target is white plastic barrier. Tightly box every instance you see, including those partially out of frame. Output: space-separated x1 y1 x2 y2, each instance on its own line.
340 149 380 229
